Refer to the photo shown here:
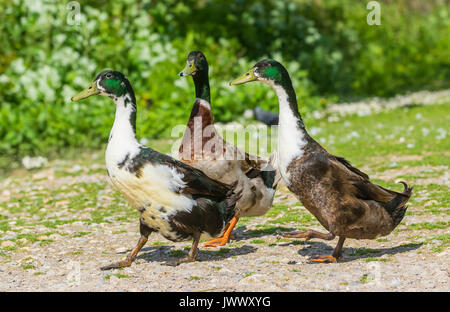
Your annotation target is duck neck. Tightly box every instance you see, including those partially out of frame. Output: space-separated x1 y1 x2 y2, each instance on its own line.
268 77 309 181
193 70 211 103
272 79 304 130
109 91 138 146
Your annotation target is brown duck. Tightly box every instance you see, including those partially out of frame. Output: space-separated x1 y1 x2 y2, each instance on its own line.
178 51 280 247
230 59 413 263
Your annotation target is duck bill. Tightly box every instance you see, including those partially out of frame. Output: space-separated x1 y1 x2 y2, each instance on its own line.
229 68 257 86
179 62 197 77
71 82 99 101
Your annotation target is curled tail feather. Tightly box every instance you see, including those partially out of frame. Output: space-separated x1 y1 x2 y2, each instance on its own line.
383 181 413 227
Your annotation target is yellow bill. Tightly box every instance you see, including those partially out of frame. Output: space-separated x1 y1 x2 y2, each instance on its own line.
179 61 197 77
71 81 99 101
229 68 257 86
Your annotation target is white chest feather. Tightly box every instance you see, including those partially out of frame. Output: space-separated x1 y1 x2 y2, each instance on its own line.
104 97 196 235
273 85 307 185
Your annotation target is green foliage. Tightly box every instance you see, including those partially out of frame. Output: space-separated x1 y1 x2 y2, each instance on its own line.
0 0 448 161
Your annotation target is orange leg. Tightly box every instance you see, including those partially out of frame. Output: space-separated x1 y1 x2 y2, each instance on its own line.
202 216 239 247
311 237 346 264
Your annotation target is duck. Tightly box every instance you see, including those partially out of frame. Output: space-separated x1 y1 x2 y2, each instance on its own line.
71 70 241 268
230 59 413 263
252 106 279 126
177 51 280 247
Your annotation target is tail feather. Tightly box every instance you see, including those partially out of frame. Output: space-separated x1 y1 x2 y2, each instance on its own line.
381 181 413 227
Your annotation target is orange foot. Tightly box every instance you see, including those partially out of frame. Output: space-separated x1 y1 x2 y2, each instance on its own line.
310 255 343 263
202 236 229 247
203 216 238 248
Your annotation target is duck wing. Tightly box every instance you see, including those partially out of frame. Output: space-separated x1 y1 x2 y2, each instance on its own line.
330 155 412 226
132 146 232 199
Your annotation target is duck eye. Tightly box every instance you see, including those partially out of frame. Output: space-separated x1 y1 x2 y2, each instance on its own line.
106 74 113 79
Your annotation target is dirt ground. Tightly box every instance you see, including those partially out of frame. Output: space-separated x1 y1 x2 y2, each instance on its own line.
0 159 448 292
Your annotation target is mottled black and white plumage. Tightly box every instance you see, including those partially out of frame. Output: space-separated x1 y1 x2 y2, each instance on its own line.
72 70 241 267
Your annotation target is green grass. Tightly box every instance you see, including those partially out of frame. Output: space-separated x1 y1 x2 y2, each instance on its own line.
104 273 131 279
365 257 390 262
21 264 35 270
360 274 373 284
188 276 201 281
250 239 266 244
169 250 185 258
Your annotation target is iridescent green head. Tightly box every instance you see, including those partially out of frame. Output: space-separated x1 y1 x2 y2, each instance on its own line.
72 70 134 102
230 59 289 87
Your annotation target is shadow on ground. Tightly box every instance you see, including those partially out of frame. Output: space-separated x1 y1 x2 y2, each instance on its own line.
289 241 424 263
107 244 258 266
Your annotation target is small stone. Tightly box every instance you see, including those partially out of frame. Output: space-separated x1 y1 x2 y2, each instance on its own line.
71 165 82 172
2 234 17 240
49 234 62 240
37 235 48 240
115 247 128 253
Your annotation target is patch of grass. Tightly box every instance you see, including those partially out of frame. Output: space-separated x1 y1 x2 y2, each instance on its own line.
39 239 54 246
351 248 380 256
33 272 44 276
188 276 201 281
243 272 255 278
215 248 230 257
152 241 166 246
22 264 35 270
248 226 292 236
360 274 373 284
114 273 130 279
169 250 185 258
250 239 266 244
104 273 130 279
431 246 443 253
2 246 17 252
407 221 449 231
365 257 389 262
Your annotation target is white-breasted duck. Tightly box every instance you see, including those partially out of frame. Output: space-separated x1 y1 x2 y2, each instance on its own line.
71 70 241 268
230 59 413 263
178 51 280 247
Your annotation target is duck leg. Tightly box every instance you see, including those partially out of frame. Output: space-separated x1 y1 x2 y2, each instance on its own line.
202 216 238 247
311 236 346 263
282 229 335 241
167 232 201 266
100 222 153 270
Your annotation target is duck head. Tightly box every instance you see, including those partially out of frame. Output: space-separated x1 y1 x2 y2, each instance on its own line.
179 51 209 77
71 70 134 102
229 59 289 87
